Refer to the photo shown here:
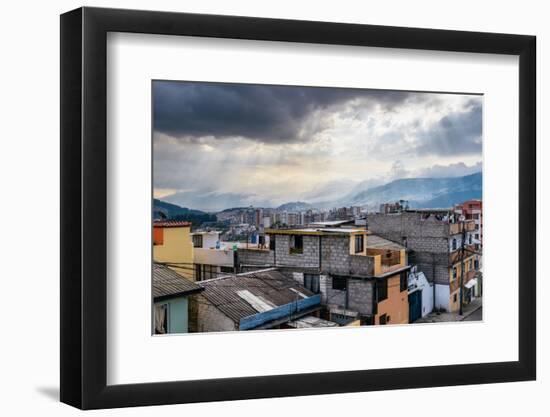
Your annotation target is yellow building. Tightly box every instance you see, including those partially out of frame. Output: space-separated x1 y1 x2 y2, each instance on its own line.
153 220 195 281
449 253 478 312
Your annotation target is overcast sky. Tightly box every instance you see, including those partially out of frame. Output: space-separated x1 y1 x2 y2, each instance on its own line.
153 81 482 210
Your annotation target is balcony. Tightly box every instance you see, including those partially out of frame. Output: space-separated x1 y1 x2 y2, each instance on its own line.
449 244 478 263
449 220 476 235
367 248 406 276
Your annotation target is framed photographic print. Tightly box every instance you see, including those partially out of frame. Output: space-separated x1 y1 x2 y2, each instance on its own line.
60 7 536 410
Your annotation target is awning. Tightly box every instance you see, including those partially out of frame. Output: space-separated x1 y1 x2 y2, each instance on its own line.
464 278 478 289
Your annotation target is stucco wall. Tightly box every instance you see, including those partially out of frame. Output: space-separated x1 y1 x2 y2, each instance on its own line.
155 296 189 334
153 226 195 280
375 274 408 324
435 284 451 311
194 247 234 267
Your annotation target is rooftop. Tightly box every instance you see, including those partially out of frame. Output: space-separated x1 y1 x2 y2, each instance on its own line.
153 220 192 228
153 263 203 299
287 315 339 329
265 227 368 236
367 234 405 250
198 269 318 325
308 220 354 227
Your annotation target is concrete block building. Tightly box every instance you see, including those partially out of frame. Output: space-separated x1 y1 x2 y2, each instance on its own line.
237 226 410 325
367 210 481 312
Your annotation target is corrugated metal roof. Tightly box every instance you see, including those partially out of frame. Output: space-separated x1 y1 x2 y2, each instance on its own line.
367 234 405 250
153 263 203 299
198 270 316 324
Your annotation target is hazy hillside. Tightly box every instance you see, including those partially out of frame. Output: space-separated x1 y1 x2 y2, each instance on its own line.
153 199 217 225
341 172 482 210
156 172 482 213
277 201 314 211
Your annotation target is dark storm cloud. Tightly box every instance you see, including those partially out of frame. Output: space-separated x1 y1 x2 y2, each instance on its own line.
415 99 482 156
153 81 412 143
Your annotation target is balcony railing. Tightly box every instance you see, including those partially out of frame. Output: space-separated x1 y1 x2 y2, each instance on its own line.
449 220 476 235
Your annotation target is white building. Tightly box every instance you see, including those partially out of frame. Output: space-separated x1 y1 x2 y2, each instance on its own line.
191 231 235 280
408 267 434 321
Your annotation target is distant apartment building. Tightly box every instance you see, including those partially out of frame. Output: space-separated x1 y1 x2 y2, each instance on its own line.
368 210 481 312
379 200 408 214
455 199 483 251
153 220 195 280
237 226 410 325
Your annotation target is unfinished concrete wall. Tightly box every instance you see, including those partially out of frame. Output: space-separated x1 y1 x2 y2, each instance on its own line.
238 234 374 277
368 213 451 286
274 234 321 269
236 248 274 270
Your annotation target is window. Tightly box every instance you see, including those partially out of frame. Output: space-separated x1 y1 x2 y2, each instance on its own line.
192 234 203 248
204 265 216 280
220 266 234 273
290 234 303 254
379 314 387 325
376 279 388 302
154 304 169 334
452 238 457 250
469 259 473 271
452 267 457 280
269 235 276 251
304 274 320 294
354 234 364 254
258 235 265 246
332 275 347 291
474 259 480 270
475 224 479 230
400 271 408 292
469 234 473 244
361 316 375 326
195 264 202 281
453 293 458 303
473 214 480 219
475 233 479 240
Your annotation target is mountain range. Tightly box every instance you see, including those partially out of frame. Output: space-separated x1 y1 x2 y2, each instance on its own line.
340 172 482 210
160 172 482 213
153 199 216 225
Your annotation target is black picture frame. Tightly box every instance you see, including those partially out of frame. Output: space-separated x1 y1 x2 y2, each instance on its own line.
60 6 536 410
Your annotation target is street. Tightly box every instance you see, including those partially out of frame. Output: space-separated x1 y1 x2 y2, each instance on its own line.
463 307 482 321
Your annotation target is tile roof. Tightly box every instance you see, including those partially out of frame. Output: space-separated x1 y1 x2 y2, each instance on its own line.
198 269 316 324
153 263 203 299
153 220 192 228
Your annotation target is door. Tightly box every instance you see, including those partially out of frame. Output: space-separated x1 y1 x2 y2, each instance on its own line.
408 290 422 323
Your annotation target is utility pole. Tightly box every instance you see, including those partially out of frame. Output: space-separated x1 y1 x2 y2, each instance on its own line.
459 220 465 316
